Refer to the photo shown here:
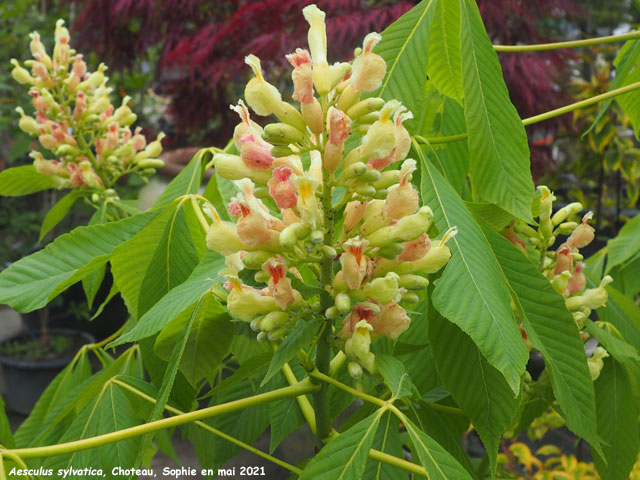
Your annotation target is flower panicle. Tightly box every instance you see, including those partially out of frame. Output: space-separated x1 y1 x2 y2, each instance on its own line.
206 4 453 379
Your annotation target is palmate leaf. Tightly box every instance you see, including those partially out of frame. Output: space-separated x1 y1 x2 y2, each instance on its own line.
375 0 436 130
403 416 474 480
363 412 405 480
584 319 640 367
428 311 518 476
153 149 207 208
606 213 640 273
418 145 528 393
203 171 235 222
428 0 463 103
593 358 640 480
0 165 55 196
375 354 418 400
0 395 14 449
459 0 535 221
485 228 601 454
111 250 225 346
155 292 232 386
299 408 384 480
268 364 306 454
0 211 157 313
110 197 206 320
39 190 83 241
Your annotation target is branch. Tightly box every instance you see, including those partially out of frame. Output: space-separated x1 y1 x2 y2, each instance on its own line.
494 30 640 52
5 381 318 460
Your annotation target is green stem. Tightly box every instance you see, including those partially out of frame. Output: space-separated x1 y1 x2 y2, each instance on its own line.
309 369 387 408
313 157 335 444
6 381 318 460
422 401 465 416
522 80 640 126
112 379 302 475
493 30 640 52
417 133 469 145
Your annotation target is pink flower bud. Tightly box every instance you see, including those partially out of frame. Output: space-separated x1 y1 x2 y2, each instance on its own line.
301 98 323 134
384 159 418 219
268 166 297 209
370 303 410 339
72 55 87 79
73 91 87 120
286 48 314 104
239 134 274 170
231 100 264 145
263 258 297 309
567 262 586 295
340 303 378 339
132 131 146 151
340 237 370 290
39 133 58 150
567 212 595 249
29 91 48 112
351 33 386 93
502 221 526 254
324 107 351 170
31 61 50 82
554 245 573 275
229 201 274 248
398 233 431 262
106 123 119 150
344 200 368 233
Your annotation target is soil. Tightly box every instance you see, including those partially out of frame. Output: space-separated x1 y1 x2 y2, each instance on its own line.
0 331 88 362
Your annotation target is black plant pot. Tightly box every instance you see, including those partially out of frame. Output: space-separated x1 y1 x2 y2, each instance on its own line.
0 328 95 415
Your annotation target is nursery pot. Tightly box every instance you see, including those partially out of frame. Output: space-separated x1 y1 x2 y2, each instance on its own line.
0 329 95 415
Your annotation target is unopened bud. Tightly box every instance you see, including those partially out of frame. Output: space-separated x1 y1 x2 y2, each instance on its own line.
337 83 360 112
250 317 263 332
556 222 578 235
242 251 272 269
137 158 165 169
10 59 34 84
367 206 433 248
279 222 311 249
263 123 305 145
15 107 40 136
144 132 165 158
339 162 368 182
321 245 337 258
142 168 156 175
253 187 269 198
374 189 387 199
309 230 324 244
254 270 270 283
357 112 380 124
551 202 583 225
376 242 404 259
271 146 294 157
261 311 289 332
398 274 429 290
348 361 363 379
91 193 100 203
335 292 351 314
401 292 419 304
358 168 381 183
346 97 385 119
257 331 269 342
354 184 376 198
326 306 340 319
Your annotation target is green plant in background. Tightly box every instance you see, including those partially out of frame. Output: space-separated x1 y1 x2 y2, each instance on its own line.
0 2 639 480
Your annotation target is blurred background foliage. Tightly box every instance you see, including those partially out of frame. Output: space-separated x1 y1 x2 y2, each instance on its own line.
1 0 639 258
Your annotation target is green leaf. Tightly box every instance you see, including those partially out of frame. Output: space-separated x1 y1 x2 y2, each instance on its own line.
418 146 528 393
593 358 640 480
110 250 225 346
153 150 207 208
363 412 406 480
268 365 306 454
593 280 640 354
465 201 514 231
584 319 640 367
428 0 463 102
606 213 640 273
614 42 640 138
155 292 232 386
39 190 83 241
82 263 106 310
429 311 517 476
586 39 640 137
203 172 235 222
0 211 158 313
375 0 436 129
299 409 384 480
111 198 206 319
486 227 602 454
0 165 55 196
375 354 418 400
262 317 320 386
403 416 474 480
0 395 15 449
459 0 534 220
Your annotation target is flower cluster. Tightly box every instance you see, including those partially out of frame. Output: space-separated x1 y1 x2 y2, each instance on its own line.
11 20 164 197
205 4 453 379
504 186 612 379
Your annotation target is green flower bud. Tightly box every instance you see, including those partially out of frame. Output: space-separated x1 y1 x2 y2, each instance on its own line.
372 170 400 189
514 222 538 238
326 306 340 319
374 189 387 199
376 242 404 259
268 328 286 341
367 206 433 248
143 132 165 158
142 168 156 175
401 292 419 304
346 97 385 119
551 202 583 225
279 222 312 249
271 145 295 157
136 158 165 169
250 317 263 332
242 251 272 269
10 59 34 84
273 102 307 132
338 162 368 182
253 186 270 198
260 311 289 332
263 123 305 145
335 292 351 314
358 168 381 183
309 230 324 244
350 272 400 304
556 222 578 235
357 112 380 124
354 184 376 198
91 193 100 203
336 83 360 112
257 331 269 342
398 274 429 290
348 361 363 379
321 245 337 258
212 153 272 184
254 270 270 283
15 107 40 136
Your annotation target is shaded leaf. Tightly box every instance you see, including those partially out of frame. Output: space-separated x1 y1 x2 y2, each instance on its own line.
39 190 83 241
606 213 640 273
418 145 527 393
585 319 640 367
376 354 418 400
459 0 534 220
153 151 206 208
428 0 463 102
0 165 55 196
0 211 157 313
363 411 406 480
